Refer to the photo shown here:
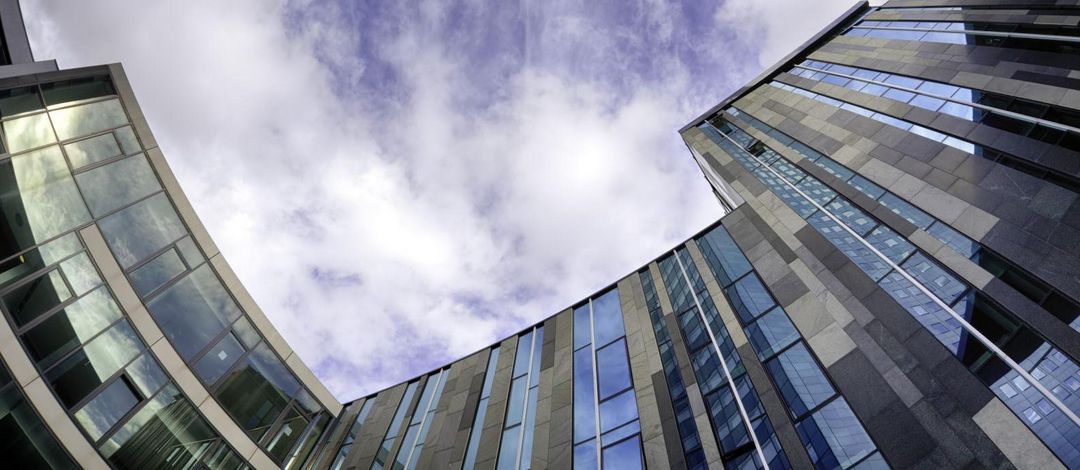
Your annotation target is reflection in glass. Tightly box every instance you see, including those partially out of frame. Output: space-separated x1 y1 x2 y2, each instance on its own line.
47 320 143 408
147 264 241 359
2 268 71 326
99 385 221 469
99 192 185 268
3 112 55 153
22 286 124 368
0 372 75 469
50 99 127 141
74 376 140 441
215 343 301 441
65 132 122 169
6 146 91 243
75 154 161 217
129 248 186 296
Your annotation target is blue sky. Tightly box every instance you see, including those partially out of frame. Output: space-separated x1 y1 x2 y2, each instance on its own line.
24 0 858 400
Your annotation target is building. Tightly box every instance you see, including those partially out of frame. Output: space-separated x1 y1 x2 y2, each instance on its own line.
0 0 1078 469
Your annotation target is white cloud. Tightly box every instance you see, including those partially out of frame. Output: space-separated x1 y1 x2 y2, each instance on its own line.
22 0 847 400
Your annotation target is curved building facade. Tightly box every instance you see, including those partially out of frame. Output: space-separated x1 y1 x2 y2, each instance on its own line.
3 0 1080 469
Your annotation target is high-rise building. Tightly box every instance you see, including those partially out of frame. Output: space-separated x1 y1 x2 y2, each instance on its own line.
1 0 1078 469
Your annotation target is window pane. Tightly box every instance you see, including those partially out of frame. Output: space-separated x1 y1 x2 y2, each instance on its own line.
495 425 520 470
59 252 102 296
47 321 143 408
902 252 967 304
690 347 726 395
878 193 933 229
129 247 186 296
726 273 776 323
865 225 915 264
215 343 301 440
114 126 140 155
6 147 91 242
879 271 963 354
123 354 168 398
99 192 185 268
74 376 140 440
65 133 122 169
22 287 123 369
795 398 876 469
265 407 307 463
825 198 875 236
99 385 218 469
592 289 624 348
596 339 632 400
41 76 116 107
573 441 598 470
745 308 800 360
174 236 204 268
505 376 527 427
698 226 751 285
600 419 640 447
3 269 71 326
705 386 751 453
574 305 592 350
0 86 43 117
147 265 241 359
0 382 74 469
574 347 597 443
765 342 835 418
194 332 244 386
601 436 642 470
3 113 55 153
75 154 161 217
599 389 638 434
50 99 128 141
512 331 533 376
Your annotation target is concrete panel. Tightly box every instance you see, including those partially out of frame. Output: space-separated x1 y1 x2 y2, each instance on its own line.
973 398 1063 470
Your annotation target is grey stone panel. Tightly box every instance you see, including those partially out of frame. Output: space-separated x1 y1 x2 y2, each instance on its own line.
618 276 672 470
473 334 519 470
528 315 559 470
429 350 486 470
546 309 574 469
348 383 408 469
382 375 428 469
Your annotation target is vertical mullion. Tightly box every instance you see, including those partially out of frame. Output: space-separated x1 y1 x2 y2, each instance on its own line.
513 329 536 470
403 370 442 469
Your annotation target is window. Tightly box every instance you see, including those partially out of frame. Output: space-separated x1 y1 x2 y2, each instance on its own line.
462 347 500 470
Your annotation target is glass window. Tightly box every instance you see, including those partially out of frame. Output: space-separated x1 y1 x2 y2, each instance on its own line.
47 320 144 408
215 343 302 440
596 339 632 400
878 193 933 229
41 76 116 107
601 436 642 470
129 247 186 296
147 265 241 359
795 177 838 206
745 307 800 360
795 398 876 469
60 252 102 296
765 342 835 418
264 407 307 463
174 236 204 268
123 354 168 398
75 154 161 217
848 175 884 199
463 350 497 469
495 425 520 470
3 113 55 153
574 347 597 443
726 273 776 323
114 126 140 155
690 347 726 395
194 332 244 386
705 386 751 453
65 133 122 169
592 289 624 348
599 389 638 434
99 192 185 268
574 305 592 350
902 252 967 304
99 385 219 469
807 211 890 281
825 198 876 236
879 271 964 354
5 147 91 243
574 441 598 470
698 225 751 285
0 86 43 117
74 376 140 440
22 287 124 369
50 99 128 141
0 378 74 469
2 268 71 326
865 225 915 264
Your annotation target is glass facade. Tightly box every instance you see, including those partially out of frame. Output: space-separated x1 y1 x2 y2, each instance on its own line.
5 1 1080 469
572 288 643 470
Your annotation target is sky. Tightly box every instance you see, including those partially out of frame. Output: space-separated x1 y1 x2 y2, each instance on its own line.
23 0 860 401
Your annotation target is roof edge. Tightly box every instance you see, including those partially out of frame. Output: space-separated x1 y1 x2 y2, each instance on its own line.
679 0 870 133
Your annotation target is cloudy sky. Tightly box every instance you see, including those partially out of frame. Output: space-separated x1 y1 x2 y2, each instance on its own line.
23 0 859 400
